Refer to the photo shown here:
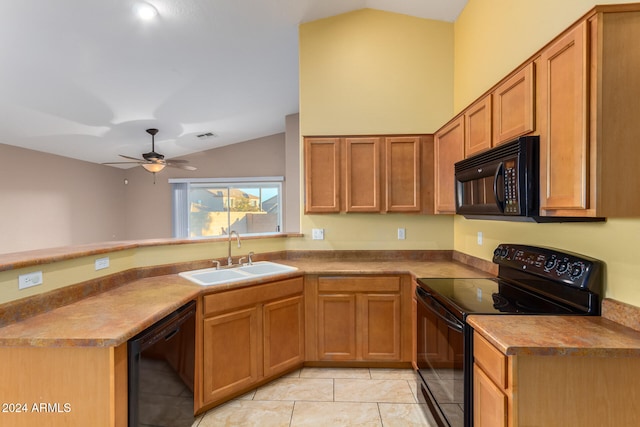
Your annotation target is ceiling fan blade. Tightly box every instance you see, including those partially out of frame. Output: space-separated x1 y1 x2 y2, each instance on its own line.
165 159 189 163
166 163 197 171
119 154 145 161
102 161 144 165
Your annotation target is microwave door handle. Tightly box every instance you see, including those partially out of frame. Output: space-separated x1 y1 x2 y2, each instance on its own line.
493 162 505 212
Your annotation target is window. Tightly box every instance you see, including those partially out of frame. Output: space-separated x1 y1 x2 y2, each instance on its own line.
170 177 283 238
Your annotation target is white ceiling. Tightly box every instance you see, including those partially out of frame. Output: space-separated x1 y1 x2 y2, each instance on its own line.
0 0 467 167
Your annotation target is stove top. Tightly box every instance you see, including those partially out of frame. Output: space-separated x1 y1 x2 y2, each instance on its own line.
416 277 583 319
417 243 604 319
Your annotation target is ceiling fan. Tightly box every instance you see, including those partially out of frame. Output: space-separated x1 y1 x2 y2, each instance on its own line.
103 128 197 174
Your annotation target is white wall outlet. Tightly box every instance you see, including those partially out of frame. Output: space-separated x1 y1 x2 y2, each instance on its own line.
477 231 483 245
95 257 110 271
19 271 43 290
398 228 406 240
312 228 324 240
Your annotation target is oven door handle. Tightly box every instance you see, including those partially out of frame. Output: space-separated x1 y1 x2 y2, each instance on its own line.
416 287 464 333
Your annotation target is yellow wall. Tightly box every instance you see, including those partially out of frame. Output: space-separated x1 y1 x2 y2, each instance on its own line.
299 8 454 135
453 0 640 306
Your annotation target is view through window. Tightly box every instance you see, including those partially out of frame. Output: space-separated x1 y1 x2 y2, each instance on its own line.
171 178 283 238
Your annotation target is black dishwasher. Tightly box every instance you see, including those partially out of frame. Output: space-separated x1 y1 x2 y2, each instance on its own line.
128 300 196 427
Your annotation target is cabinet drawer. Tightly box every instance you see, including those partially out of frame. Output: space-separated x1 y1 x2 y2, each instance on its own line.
204 277 303 316
318 276 400 293
474 333 507 389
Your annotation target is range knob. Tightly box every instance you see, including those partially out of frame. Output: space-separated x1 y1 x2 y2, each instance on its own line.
570 262 585 279
544 256 557 270
556 260 569 274
500 247 509 258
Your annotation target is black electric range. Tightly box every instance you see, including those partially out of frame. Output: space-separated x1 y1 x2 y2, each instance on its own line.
415 244 603 427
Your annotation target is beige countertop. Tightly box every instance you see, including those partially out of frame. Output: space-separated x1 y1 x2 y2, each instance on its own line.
0 258 490 348
468 314 640 357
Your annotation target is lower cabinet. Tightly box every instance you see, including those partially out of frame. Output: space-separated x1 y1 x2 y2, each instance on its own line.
473 330 640 426
197 277 304 412
306 275 412 363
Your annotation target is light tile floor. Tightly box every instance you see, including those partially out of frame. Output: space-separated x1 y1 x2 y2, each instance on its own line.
193 367 438 427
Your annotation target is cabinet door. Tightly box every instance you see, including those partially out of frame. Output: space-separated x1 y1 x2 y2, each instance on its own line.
317 293 357 360
385 136 421 212
202 307 260 404
304 137 341 213
493 62 535 145
344 137 381 212
434 116 465 213
537 22 589 213
465 95 492 157
263 295 305 377
474 364 508 427
360 293 401 360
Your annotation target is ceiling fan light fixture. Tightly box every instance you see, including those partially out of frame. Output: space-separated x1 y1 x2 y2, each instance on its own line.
141 163 166 173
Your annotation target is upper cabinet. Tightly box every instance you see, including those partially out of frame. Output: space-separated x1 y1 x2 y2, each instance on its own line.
304 135 428 214
464 94 493 157
304 137 341 213
537 9 640 217
493 63 535 146
434 117 465 214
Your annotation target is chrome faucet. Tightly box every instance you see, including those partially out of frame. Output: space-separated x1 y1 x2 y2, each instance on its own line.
228 230 241 266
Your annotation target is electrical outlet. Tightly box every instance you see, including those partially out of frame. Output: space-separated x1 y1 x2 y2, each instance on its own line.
312 228 324 240
95 257 110 270
18 271 43 290
398 228 406 240
477 231 483 245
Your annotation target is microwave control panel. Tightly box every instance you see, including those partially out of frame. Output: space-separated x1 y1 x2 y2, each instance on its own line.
503 159 519 213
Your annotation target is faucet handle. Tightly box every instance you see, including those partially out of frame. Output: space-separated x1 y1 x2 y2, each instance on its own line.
239 257 246 265
212 260 221 269
248 251 254 265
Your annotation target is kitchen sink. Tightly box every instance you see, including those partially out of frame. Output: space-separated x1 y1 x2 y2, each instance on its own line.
179 261 298 286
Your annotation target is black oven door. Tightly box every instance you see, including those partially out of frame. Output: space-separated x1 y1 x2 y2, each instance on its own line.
416 287 465 427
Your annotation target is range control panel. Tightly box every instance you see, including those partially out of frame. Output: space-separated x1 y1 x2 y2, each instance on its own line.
492 244 602 291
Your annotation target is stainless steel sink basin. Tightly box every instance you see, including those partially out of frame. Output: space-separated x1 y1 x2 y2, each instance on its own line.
179 261 297 286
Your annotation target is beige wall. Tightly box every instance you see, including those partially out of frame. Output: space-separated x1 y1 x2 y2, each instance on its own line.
0 143 126 254
297 8 456 251
452 0 640 306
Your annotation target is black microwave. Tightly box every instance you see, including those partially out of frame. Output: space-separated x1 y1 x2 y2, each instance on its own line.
454 136 540 221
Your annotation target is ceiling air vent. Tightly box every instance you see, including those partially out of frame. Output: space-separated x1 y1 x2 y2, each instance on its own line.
196 132 216 139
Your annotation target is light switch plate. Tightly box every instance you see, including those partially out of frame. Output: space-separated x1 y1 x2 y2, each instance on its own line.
398 228 406 240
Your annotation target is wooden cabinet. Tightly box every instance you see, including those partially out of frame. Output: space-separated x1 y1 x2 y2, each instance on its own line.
344 137 381 212
473 329 640 426
537 22 589 215
306 275 412 363
0 345 127 427
493 62 535 146
434 117 465 214
465 95 493 157
536 9 640 217
304 137 341 213
304 135 426 213
197 277 304 411
385 136 421 212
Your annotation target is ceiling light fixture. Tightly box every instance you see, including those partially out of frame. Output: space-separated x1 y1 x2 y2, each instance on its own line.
141 162 165 173
135 2 158 21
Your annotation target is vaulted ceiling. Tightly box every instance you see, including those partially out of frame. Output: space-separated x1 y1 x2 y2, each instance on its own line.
0 0 467 167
